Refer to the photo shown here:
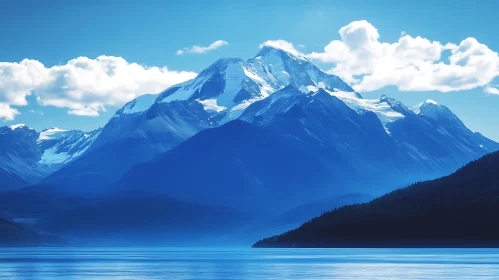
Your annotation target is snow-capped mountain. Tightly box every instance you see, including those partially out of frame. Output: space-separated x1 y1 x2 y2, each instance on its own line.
40 47 360 192
413 99 467 129
156 46 356 121
35 46 499 197
37 127 101 167
252 46 354 93
87 45 413 154
0 124 100 189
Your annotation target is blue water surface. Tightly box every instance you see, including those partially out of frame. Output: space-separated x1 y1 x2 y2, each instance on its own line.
0 248 498 279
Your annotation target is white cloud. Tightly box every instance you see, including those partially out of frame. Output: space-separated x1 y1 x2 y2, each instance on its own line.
176 40 229 55
0 56 197 119
306 20 499 93
485 86 499 95
259 40 303 57
0 103 19 120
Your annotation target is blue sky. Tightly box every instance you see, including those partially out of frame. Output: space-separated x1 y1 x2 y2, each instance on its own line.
1 0 499 141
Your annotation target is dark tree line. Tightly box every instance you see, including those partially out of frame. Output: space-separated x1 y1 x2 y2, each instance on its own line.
254 151 499 248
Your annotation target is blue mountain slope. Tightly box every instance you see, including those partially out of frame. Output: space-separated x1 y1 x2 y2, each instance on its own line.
113 120 340 212
41 100 212 193
111 86 454 214
40 138 158 192
109 90 419 214
90 98 211 151
241 88 498 182
241 88 435 187
0 169 29 190
0 125 43 188
384 99 499 174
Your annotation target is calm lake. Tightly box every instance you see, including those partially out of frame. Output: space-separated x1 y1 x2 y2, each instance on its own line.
0 248 498 279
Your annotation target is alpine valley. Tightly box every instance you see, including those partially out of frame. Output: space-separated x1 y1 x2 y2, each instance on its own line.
1 47 498 245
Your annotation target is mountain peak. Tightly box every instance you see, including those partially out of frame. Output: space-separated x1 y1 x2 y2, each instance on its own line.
413 99 442 114
377 95 412 116
255 46 304 61
9 124 33 131
378 94 392 103
210 57 245 68
413 100 465 128
413 100 439 113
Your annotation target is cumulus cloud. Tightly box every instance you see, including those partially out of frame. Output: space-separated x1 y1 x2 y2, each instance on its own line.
259 40 303 57
0 103 20 120
305 20 499 93
176 40 229 55
484 86 499 95
0 56 197 119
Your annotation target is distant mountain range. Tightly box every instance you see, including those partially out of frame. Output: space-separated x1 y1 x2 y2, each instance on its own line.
253 151 499 248
0 211 59 246
1 46 498 245
0 124 99 189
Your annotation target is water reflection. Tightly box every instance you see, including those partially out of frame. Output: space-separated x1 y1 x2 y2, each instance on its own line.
0 248 498 279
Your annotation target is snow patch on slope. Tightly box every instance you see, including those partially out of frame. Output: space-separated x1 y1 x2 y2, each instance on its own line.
218 62 248 108
39 148 70 165
319 90 406 126
9 124 29 130
38 128 68 141
226 97 265 120
38 128 101 166
197 99 227 113
121 94 158 115
158 80 199 103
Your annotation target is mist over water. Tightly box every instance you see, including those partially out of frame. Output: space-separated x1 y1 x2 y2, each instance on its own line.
1 248 498 279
